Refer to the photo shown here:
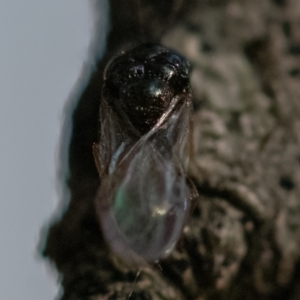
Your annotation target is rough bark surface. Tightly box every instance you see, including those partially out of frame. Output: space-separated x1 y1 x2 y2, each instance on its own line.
42 0 300 299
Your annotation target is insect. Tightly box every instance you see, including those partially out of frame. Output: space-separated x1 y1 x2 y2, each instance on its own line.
93 43 194 265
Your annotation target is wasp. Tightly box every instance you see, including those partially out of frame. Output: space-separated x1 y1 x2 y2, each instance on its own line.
93 43 195 265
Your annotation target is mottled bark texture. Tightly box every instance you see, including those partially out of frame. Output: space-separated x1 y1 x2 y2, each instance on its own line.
42 0 300 299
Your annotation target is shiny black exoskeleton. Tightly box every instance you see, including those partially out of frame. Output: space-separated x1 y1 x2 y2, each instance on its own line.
102 43 191 134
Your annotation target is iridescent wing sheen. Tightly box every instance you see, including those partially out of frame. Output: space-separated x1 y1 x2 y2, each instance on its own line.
94 43 193 265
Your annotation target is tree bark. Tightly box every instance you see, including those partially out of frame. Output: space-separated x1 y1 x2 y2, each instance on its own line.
42 0 300 299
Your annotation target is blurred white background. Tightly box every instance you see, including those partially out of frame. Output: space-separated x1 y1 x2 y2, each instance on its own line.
0 1 108 299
